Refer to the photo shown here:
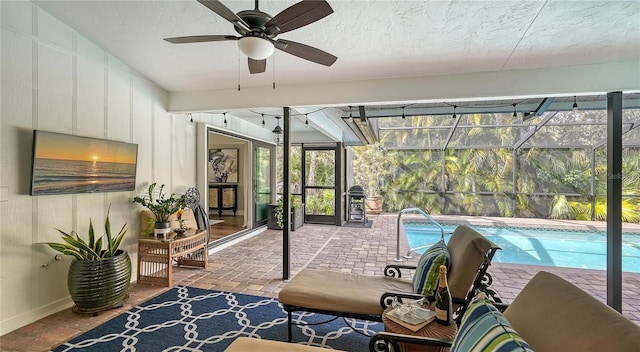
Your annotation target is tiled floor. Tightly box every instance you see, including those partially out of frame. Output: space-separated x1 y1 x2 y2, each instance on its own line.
1 214 639 351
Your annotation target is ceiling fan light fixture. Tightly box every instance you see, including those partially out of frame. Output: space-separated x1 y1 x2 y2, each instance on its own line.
238 36 274 60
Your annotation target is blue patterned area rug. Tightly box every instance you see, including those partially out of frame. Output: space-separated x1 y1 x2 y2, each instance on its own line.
52 286 382 351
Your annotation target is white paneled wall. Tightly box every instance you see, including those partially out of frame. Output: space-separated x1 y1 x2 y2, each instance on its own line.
0 1 196 334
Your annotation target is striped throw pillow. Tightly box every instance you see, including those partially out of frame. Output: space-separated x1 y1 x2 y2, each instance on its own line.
413 240 450 296
451 293 533 352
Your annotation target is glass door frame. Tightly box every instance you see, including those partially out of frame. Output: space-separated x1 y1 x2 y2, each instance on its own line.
301 144 344 225
253 141 274 228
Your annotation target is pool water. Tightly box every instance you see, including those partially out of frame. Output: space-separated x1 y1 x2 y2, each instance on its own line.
404 223 640 273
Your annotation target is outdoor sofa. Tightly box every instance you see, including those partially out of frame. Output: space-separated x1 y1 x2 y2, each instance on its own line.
224 337 345 351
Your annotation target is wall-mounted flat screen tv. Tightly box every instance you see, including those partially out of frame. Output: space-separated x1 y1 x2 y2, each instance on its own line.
30 130 138 196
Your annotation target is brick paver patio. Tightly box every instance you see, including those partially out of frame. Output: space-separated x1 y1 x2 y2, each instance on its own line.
1 214 638 351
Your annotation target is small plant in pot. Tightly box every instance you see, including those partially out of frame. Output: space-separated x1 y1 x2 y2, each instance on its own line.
46 207 131 314
133 183 186 231
274 196 303 229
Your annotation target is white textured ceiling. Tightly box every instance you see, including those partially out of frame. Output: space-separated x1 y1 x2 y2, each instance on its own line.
35 0 640 93
32 0 640 141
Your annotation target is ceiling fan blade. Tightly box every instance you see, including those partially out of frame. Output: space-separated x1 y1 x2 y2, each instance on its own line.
248 58 267 74
197 0 250 33
164 35 239 44
266 0 333 34
275 39 337 67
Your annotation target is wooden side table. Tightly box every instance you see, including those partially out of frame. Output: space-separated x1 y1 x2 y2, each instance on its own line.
382 307 457 352
137 229 208 287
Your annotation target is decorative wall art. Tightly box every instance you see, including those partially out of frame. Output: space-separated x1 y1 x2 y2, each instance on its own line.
30 130 138 196
208 148 238 183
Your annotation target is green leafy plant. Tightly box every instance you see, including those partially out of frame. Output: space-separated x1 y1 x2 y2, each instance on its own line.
46 207 127 260
275 196 302 229
352 143 391 196
133 183 185 223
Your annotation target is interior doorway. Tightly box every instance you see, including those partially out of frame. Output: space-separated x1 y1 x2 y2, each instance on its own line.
204 129 275 244
206 131 248 242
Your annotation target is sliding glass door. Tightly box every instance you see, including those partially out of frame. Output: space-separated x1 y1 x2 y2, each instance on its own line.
254 144 272 227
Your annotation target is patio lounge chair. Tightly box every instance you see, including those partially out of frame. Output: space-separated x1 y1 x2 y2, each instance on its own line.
278 225 501 342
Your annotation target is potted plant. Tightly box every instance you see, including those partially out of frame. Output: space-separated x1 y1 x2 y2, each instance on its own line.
46 207 131 314
133 183 186 232
269 196 304 231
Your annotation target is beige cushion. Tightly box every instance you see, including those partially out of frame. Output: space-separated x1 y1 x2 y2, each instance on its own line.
504 271 640 352
139 209 198 235
224 337 343 352
447 225 497 299
278 268 413 317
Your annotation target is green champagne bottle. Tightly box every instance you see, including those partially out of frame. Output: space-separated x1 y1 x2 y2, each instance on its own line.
434 265 453 325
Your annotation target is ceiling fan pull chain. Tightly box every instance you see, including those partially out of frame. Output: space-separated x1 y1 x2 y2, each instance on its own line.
238 50 241 91
273 54 276 89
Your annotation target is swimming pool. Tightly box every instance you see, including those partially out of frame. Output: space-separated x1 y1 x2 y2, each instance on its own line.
404 223 640 273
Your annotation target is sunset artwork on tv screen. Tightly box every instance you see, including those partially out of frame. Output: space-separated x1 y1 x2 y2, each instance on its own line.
30 130 138 196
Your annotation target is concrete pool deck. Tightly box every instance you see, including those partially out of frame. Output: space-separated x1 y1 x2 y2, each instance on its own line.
1 214 638 351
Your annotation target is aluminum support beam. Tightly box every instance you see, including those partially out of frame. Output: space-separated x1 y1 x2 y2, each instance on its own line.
283 107 291 280
513 112 558 150
591 148 596 221
594 119 640 149
606 92 623 312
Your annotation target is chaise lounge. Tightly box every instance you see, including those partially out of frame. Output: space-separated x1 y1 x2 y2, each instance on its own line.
278 225 501 341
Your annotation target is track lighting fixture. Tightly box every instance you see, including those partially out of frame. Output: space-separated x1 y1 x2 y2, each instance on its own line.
223 113 228 127
305 114 309 128
572 96 578 111
512 103 517 118
349 106 353 122
261 114 265 128
452 105 457 119
402 107 406 119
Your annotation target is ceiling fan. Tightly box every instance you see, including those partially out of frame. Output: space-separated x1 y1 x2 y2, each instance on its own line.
164 0 338 74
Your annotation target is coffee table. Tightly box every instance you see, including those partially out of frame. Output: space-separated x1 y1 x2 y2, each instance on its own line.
137 228 207 287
